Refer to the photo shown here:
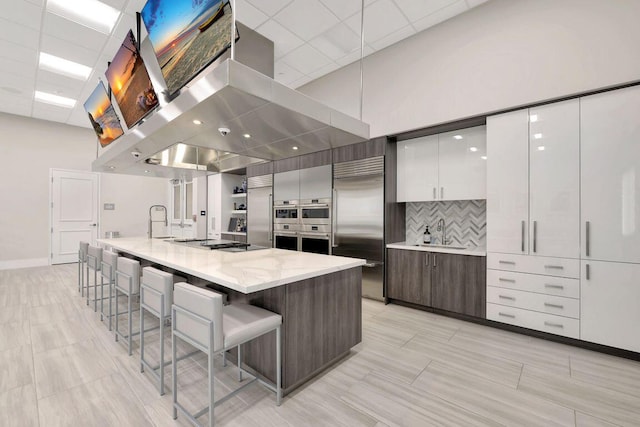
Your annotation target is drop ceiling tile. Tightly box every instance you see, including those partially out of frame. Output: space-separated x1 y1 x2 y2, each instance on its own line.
466 0 488 7
236 0 269 29
280 44 333 75
32 102 73 123
255 20 304 59
23 0 44 6
39 34 100 69
309 23 362 61
0 57 37 80
0 17 40 50
290 75 313 89
124 0 147 16
335 45 374 67
307 61 340 80
369 24 415 51
246 0 293 17
0 39 38 66
111 13 137 45
392 0 459 22
0 94 33 117
412 0 468 32
36 69 87 98
319 0 372 21
2 0 43 31
0 70 35 94
274 61 304 86
42 12 109 52
346 0 409 44
67 106 93 128
100 0 127 10
274 0 340 41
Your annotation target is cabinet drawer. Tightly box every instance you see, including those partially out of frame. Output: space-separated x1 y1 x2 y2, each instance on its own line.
487 269 580 298
487 253 580 278
487 303 580 339
487 286 579 319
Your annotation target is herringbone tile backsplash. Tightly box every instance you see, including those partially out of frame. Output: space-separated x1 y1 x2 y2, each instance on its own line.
405 200 486 248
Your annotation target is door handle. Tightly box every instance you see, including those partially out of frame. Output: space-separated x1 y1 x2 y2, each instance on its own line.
440 187 444 199
521 220 525 252
332 188 338 248
90 224 97 227
268 194 273 242
532 220 537 253
585 221 590 257
425 254 429 266
433 187 436 199
433 254 437 267
585 263 590 280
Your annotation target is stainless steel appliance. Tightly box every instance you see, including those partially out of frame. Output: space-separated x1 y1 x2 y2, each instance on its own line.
274 204 299 224
274 224 299 251
333 157 385 301
300 224 331 255
247 175 273 248
299 198 331 225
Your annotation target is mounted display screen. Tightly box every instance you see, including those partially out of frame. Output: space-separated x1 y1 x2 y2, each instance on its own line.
105 30 159 128
83 82 124 147
141 0 237 97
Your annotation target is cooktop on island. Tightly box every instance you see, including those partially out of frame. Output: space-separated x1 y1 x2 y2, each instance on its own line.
166 238 266 252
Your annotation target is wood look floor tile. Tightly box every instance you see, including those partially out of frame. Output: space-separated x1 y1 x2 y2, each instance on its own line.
0 284 29 307
575 411 623 427
570 353 640 398
29 301 80 326
0 345 34 394
347 341 431 385
33 338 118 399
414 361 575 426
0 320 31 351
38 372 153 427
518 365 640 426
0 384 39 427
30 312 95 354
0 304 29 324
365 314 458 344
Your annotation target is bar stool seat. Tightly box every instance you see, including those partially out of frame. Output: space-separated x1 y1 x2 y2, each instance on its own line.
100 251 118 330
172 282 282 427
114 257 141 356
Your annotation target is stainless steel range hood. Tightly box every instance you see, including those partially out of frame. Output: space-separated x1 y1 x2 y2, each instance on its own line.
92 24 369 178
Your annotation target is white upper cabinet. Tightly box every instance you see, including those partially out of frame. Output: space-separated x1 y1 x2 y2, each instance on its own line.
487 110 529 254
438 126 487 201
529 100 580 258
581 86 640 263
397 135 439 202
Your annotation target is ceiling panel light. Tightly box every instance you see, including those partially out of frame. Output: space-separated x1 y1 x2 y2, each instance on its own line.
193 119 202 125
292 146 299 150
534 133 543 139
481 156 487 160
34 90 76 108
537 145 545 151
469 146 478 152
47 0 120 34
453 135 463 140
243 133 251 139
530 114 538 122
39 52 92 80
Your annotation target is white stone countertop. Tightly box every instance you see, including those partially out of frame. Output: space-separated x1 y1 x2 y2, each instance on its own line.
98 237 365 294
386 242 487 257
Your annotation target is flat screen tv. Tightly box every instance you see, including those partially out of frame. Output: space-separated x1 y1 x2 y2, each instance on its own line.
141 0 238 97
105 30 159 129
83 82 124 147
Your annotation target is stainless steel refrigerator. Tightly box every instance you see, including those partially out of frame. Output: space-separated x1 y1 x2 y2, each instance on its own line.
333 157 384 300
247 174 273 248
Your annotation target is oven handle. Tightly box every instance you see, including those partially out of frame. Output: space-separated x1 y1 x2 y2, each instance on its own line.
274 231 298 237
300 233 330 240
299 204 330 208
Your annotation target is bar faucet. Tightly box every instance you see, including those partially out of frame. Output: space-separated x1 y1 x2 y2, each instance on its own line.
437 218 449 245
148 205 168 239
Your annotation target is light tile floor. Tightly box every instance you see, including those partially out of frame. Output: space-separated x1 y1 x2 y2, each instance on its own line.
1 263 639 426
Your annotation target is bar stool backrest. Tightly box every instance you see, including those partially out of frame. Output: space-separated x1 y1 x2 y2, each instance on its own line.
173 282 224 353
87 246 103 270
141 267 184 315
102 251 118 281
116 257 141 294
79 241 89 262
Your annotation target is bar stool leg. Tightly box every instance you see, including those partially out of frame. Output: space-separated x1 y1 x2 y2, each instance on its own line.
115 289 120 342
86 263 90 306
172 320 178 420
94 267 98 312
159 303 165 395
140 304 145 373
238 344 243 382
108 283 113 331
128 286 133 356
208 341 215 427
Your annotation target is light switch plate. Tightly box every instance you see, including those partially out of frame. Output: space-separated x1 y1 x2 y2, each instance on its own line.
104 203 115 210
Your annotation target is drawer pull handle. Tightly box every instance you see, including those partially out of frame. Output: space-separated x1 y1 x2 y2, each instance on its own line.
498 312 515 319
544 321 564 328
499 295 516 301
544 265 564 269
499 278 516 283
499 260 516 265
544 303 564 309
544 284 564 289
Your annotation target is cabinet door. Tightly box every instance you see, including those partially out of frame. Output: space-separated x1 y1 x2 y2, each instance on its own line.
299 165 332 200
438 126 487 201
529 100 580 258
273 170 300 202
396 135 438 202
581 260 640 353
487 110 529 254
207 174 222 239
581 86 640 263
432 253 486 317
386 249 428 305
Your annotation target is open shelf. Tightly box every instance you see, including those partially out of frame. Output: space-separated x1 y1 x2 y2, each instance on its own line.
231 193 247 198
231 210 247 214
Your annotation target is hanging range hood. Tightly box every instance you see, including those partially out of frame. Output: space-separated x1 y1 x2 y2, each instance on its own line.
92 23 369 178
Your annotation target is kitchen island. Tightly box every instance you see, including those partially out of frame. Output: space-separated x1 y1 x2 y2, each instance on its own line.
98 237 364 394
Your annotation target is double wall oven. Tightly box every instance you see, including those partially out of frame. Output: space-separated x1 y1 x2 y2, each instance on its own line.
273 198 332 255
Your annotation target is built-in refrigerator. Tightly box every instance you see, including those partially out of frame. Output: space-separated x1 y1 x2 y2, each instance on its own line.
333 157 385 301
247 174 273 248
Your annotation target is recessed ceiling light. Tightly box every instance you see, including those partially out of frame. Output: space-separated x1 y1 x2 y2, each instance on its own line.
39 52 91 80
534 133 543 139
109 166 116 169
144 170 150 173
34 90 76 108
537 145 545 151
47 0 120 34
224 152 230 155
481 156 487 160
192 119 202 125
469 146 478 152
292 146 298 150
243 133 251 139
529 114 538 122
453 135 463 140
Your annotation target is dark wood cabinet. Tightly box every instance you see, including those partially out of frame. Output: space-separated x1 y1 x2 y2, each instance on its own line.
386 249 430 306
332 138 386 163
387 249 486 318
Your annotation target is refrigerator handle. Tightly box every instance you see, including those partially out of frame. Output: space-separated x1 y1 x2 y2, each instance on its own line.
332 188 338 248
268 193 273 242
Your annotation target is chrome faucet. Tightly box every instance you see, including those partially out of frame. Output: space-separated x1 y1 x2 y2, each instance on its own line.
436 218 448 245
148 205 168 239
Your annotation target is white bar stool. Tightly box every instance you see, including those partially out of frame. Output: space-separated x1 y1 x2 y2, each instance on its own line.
172 282 282 427
78 241 89 296
139 267 189 395
100 251 118 331
86 245 103 310
114 257 141 356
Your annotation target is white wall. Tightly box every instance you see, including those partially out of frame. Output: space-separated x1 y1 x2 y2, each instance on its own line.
300 0 640 137
0 113 169 268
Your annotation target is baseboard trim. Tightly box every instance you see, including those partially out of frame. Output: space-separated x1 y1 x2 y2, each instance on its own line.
0 258 49 270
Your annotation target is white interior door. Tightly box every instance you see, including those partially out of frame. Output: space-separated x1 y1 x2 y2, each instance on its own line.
51 169 99 264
